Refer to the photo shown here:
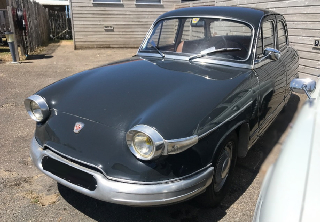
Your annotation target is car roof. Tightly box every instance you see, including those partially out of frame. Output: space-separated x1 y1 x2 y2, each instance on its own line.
156 6 279 29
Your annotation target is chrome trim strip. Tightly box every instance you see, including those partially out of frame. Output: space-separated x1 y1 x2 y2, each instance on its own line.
43 139 212 185
137 52 253 69
31 137 214 206
138 15 255 63
199 101 253 139
165 135 199 155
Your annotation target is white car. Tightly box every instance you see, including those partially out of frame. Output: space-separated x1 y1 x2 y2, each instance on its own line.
253 78 319 222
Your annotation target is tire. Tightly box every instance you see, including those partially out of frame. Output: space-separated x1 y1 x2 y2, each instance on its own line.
195 131 238 208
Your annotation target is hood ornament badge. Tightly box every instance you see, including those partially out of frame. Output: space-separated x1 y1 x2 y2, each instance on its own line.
74 122 84 134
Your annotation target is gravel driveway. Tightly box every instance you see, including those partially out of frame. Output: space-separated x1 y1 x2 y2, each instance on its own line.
0 41 305 222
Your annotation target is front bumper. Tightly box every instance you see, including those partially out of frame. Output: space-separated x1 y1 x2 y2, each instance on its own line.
30 137 214 206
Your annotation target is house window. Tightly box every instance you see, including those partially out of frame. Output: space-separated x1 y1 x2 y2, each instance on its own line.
136 0 161 4
92 0 122 3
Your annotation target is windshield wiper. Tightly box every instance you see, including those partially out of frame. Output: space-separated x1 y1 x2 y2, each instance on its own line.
149 40 165 58
189 47 241 61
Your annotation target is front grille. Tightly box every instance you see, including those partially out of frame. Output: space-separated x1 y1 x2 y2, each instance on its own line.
42 156 97 191
44 146 105 176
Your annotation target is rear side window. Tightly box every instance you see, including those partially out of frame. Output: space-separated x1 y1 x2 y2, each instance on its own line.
277 21 287 51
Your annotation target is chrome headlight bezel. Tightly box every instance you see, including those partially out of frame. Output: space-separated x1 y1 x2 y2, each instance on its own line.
126 125 165 161
24 95 50 122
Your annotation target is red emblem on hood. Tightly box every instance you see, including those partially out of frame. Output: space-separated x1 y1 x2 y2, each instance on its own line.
74 122 84 133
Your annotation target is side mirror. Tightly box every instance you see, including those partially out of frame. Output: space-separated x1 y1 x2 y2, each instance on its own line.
263 48 281 61
290 78 316 99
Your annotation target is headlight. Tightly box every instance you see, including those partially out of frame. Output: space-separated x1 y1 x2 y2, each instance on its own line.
24 95 50 122
133 133 154 158
126 125 165 160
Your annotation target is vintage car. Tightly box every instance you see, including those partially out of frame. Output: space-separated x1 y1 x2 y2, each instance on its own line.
253 78 319 222
24 6 299 207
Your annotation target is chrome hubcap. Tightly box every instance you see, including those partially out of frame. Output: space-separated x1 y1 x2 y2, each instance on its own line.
214 141 233 192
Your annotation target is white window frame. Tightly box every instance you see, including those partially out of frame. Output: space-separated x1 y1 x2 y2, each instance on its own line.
135 0 162 5
92 0 123 4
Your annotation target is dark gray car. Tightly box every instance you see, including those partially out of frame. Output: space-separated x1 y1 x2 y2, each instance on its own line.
24 6 299 207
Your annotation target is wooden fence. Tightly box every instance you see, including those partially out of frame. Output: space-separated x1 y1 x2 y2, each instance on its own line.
7 0 50 60
49 10 72 40
0 9 10 35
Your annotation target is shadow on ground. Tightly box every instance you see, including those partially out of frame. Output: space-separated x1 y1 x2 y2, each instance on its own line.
25 42 60 61
25 54 53 60
58 94 300 222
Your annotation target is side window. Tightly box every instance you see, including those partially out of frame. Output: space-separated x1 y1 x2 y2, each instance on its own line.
277 21 287 51
256 20 275 59
262 20 275 49
148 19 177 49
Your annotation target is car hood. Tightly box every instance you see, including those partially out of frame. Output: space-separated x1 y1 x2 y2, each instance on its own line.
37 56 251 139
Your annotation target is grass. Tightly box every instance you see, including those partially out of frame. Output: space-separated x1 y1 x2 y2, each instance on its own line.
0 45 12 62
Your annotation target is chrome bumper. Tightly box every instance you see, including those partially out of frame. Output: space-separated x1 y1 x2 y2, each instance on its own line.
30 137 214 206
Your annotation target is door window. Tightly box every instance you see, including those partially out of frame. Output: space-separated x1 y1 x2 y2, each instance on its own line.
256 20 275 59
262 21 275 49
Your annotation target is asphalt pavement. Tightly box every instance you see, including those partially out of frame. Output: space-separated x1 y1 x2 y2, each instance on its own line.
0 41 306 222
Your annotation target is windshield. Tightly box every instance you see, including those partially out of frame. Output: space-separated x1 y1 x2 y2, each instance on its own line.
140 17 253 61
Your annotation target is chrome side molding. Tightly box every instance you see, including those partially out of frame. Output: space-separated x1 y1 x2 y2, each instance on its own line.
290 78 316 99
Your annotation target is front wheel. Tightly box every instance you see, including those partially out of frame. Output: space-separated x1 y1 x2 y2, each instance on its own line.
196 131 238 208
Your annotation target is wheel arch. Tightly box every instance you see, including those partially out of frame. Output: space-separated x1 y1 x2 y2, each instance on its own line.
208 121 250 164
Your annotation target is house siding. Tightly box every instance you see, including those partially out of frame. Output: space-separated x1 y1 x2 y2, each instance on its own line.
71 0 180 49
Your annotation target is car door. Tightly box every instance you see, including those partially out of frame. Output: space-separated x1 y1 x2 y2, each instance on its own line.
253 16 286 134
275 16 299 101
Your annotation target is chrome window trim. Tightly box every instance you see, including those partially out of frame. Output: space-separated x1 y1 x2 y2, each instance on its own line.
198 101 253 139
43 139 212 185
138 15 255 63
137 52 253 69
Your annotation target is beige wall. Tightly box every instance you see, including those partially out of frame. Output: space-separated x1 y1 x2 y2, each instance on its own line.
71 0 180 49
175 0 215 8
